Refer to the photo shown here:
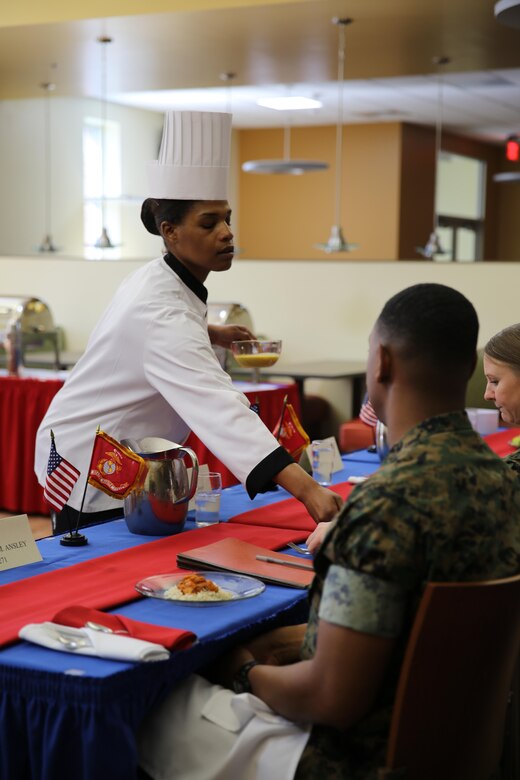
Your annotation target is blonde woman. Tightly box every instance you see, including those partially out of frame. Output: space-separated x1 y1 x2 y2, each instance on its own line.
484 322 520 474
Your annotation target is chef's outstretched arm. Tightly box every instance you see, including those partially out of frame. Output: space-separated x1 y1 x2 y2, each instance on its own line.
208 323 255 348
274 463 343 524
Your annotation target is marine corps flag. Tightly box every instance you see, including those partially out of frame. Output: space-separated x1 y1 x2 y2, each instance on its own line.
272 396 310 460
88 429 147 499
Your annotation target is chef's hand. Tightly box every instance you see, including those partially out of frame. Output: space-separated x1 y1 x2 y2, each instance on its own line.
306 521 333 555
275 464 343 525
208 323 256 349
303 484 343 525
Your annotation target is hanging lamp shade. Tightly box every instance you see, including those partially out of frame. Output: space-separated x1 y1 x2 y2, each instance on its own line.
416 56 450 260
416 231 446 259
38 234 58 253
315 17 358 253
90 35 119 250
242 115 328 175
493 171 520 182
495 0 520 27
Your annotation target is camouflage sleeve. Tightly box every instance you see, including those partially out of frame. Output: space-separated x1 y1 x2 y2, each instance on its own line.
503 449 520 476
322 479 424 594
318 565 406 638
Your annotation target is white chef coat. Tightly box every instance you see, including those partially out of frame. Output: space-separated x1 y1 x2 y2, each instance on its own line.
34 254 292 513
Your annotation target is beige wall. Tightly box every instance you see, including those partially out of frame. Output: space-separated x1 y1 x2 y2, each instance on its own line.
2 253 517 425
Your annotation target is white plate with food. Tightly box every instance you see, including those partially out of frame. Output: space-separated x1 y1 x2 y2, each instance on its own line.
135 571 265 604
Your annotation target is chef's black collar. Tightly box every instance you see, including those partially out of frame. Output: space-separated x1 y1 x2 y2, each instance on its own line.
163 252 208 304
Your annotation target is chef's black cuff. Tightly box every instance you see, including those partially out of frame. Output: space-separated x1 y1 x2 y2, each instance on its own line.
245 446 294 499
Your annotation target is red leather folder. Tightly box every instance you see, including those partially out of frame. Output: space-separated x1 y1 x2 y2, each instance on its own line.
177 537 315 589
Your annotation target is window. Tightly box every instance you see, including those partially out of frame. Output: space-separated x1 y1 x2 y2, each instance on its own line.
434 152 486 262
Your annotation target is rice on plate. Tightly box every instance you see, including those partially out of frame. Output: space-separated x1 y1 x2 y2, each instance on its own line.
164 573 234 602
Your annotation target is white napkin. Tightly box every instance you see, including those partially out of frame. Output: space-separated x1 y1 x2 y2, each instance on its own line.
19 622 170 662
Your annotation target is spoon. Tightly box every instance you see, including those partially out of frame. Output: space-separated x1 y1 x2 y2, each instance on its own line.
56 634 90 651
86 621 128 634
287 542 312 556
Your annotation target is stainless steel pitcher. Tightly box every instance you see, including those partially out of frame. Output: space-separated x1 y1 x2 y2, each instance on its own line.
122 437 199 536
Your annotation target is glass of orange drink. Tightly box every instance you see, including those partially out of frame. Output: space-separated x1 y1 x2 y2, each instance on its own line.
230 340 282 383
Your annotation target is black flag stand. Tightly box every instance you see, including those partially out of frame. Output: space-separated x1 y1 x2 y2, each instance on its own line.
59 461 92 546
60 503 88 546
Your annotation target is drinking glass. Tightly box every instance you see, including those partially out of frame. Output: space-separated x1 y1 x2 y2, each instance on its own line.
231 340 282 384
311 440 334 486
195 472 222 526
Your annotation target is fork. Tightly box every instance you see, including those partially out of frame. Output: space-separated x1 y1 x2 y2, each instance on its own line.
287 541 312 556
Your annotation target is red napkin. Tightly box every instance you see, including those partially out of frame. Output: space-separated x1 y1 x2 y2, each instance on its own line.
229 482 354 531
0 524 305 648
53 605 196 652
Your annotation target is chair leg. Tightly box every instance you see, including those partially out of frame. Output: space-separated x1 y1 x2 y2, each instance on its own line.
377 768 407 779
500 658 520 780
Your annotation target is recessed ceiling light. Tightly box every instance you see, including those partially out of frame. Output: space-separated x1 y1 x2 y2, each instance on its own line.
256 96 322 111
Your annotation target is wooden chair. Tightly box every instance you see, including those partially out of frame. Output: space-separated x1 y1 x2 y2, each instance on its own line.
378 574 520 780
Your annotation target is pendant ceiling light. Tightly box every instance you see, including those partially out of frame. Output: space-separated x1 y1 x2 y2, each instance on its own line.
243 123 328 174
38 79 59 253
219 71 236 114
495 0 520 28
241 85 328 175
315 17 358 253
494 172 520 182
416 56 450 259
94 35 117 249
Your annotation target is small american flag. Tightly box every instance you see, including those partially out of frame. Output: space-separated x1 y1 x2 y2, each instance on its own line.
359 399 379 428
44 435 81 513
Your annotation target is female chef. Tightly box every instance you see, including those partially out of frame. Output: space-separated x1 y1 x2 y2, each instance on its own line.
34 111 342 533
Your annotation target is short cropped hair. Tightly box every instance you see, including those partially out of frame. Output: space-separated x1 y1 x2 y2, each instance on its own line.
484 323 520 375
376 283 479 378
140 198 199 236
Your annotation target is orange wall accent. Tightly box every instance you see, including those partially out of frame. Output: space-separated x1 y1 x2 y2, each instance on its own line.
238 121 519 261
238 123 402 261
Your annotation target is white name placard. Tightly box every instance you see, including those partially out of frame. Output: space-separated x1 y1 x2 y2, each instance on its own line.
306 436 344 473
0 514 43 572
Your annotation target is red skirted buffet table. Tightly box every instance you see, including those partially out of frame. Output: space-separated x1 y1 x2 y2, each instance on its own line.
0 375 300 515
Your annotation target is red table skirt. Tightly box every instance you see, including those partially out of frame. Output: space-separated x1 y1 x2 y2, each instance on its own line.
186 381 300 489
0 376 300 516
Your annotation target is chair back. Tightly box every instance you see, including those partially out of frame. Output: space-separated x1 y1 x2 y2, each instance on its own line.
379 574 520 780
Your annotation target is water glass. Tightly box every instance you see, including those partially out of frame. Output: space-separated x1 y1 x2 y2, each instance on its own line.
195 472 222 526
466 408 499 435
311 440 334 486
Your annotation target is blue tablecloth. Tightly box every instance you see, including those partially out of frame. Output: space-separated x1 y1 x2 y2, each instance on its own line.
0 451 380 780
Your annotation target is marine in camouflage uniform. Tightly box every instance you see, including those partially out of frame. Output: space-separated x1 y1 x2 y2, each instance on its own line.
294 410 520 780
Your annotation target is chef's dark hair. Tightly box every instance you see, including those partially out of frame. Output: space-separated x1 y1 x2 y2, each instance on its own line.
376 283 479 380
140 198 199 236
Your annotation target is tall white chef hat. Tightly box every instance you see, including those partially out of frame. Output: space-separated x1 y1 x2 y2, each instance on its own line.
148 110 232 200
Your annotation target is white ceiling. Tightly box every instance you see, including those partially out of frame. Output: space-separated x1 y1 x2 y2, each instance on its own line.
2 0 520 146
113 68 520 144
